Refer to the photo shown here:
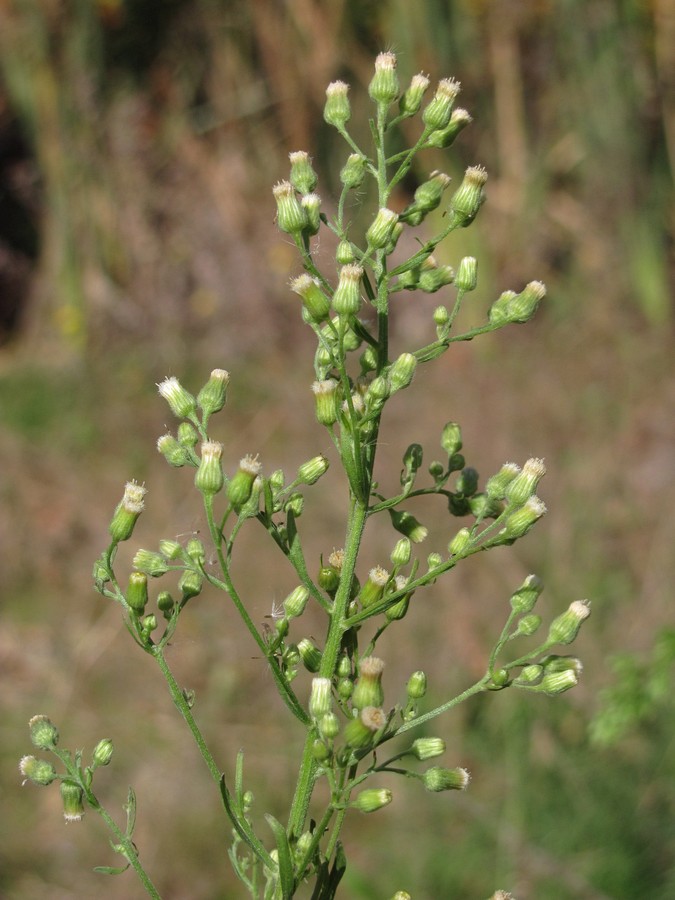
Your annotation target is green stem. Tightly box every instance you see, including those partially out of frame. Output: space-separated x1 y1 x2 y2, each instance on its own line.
393 677 490 737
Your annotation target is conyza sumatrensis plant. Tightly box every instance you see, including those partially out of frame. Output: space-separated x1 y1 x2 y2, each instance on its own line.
21 53 590 900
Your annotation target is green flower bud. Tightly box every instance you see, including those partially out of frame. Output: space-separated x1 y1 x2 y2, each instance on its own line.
359 566 389 610
133 549 169 577
448 526 471 556
309 677 333 719
389 352 417 392
540 654 584 677
228 454 262 510
283 585 310 619
510 574 544 614
92 738 114 767
425 107 472 149
195 440 225 495
504 458 546 507
273 180 307 236
19 755 57 786
418 263 454 293
455 256 478 292
407 670 427 700
29 715 59 750
159 539 183 560
344 706 386 748
415 171 451 214
338 677 353 700
141 614 157 638
337 654 352 678
352 787 392 813
491 667 510 687
288 150 318 194
490 280 546 325
312 738 331 762
332 264 363 316
547 600 591 645
390 508 428 543
423 765 470 792
488 290 518 326
512 613 542 637
433 305 450 329
366 208 399 250
156 433 189 467
500 496 547 540
422 77 461 131
468 492 502 519
390 537 411 567
126 571 148 614
541 668 579 695
352 657 385 710
109 481 147 543
427 552 443 571
368 51 399 106
318 563 340 594
60 781 85 822
455 466 479 496
298 638 322 673
513 664 544 686
285 492 304 516
301 192 322 236
197 368 230 418
178 568 203 601
297 454 329 485
177 421 199 448
324 80 351 128
336 240 356 265
319 712 340 741
440 421 462 456
157 376 197 418
485 462 521 500
157 590 175 616
312 379 339 426
400 72 430 116
385 576 412 621
340 153 366 189
411 737 446 760
448 165 487 228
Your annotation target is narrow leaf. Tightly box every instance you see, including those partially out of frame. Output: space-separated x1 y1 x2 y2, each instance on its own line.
265 813 295 899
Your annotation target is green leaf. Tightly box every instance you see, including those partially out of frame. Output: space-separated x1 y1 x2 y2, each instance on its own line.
265 813 295 899
93 864 130 876
124 786 137 838
219 775 274 870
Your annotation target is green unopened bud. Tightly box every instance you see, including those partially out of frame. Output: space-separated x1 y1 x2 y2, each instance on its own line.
298 638 322 673
109 481 147 543
504 458 546 507
359 566 389 610
159 539 183 560
385 575 412 621
141 614 158 638
340 153 366 189
440 421 462 456
297 454 329 485
19 755 57 786
433 306 450 330
133 549 168 577
422 77 461 130
366 208 399 250
319 712 340 741
336 240 356 265
285 492 304 516
455 256 478 292
400 72 430 115
448 165 487 227
425 107 473 149
338 677 353 700
157 590 175 616
488 290 517 326
455 466 479 496
324 80 351 128
368 51 399 105
178 421 199 448
273 180 306 236
468 492 502 519
415 172 451 214
492 280 545 324
228 454 262 510
500 496 547 540
194 440 224 495
126 571 148 614
312 379 339 426
60 781 85 822
541 668 579 695
352 657 385 709
332 264 363 316
366 376 390 410
514 664 544 686
197 368 230 418
427 552 443 571
407 670 427 700
411 737 446 760
353 787 392 813
156 433 189 466
92 738 114 767
178 568 203 600
29 715 59 750
186 537 205 565
301 192 322 236
283 586 310 618
485 462 521 500
318 563 340 595
389 352 417 392
512 613 542 637
390 537 411 567
309 677 333 719
541 654 584 677
423 765 470 792
419 263 454 293
292 275 331 323
448 526 472 556
510 574 544 613
344 706 386 748
289 150 318 194
390 508 428 543
547 600 591 645
157 376 197 418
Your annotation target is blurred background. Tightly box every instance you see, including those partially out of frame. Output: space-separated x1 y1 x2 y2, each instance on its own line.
1 0 674 897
